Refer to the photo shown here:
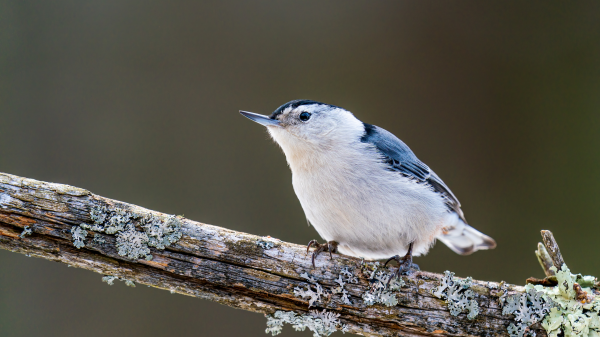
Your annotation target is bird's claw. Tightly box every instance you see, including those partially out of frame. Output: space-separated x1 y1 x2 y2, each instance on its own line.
384 242 419 286
385 254 419 273
306 240 338 268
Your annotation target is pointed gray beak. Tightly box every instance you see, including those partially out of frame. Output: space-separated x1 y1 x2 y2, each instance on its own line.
239 110 281 127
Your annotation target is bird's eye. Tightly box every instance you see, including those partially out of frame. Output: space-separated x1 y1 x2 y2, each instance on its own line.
299 112 311 121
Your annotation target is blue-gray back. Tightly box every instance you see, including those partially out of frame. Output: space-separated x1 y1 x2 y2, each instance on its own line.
360 123 466 222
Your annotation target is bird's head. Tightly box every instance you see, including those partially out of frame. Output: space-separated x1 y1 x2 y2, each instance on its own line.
240 100 365 159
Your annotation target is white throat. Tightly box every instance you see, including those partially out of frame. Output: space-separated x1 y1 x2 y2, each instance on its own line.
267 109 365 171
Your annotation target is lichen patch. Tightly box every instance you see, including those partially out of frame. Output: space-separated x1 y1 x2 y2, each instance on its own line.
141 214 182 249
70 225 88 249
102 275 136 287
91 233 105 245
79 204 184 260
539 265 599 337
265 309 348 337
360 262 405 307
257 239 276 250
293 267 360 308
294 273 328 308
502 284 554 336
432 271 479 320
501 264 600 337
19 226 32 239
116 224 151 260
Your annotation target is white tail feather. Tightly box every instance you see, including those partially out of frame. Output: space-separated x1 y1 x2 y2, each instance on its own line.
437 213 496 255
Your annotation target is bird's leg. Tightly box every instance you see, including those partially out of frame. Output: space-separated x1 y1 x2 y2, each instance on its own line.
384 242 420 285
306 240 339 268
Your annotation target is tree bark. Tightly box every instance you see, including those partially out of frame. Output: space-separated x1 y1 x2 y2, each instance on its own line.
0 172 533 337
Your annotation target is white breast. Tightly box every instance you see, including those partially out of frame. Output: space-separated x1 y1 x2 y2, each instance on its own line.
290 142 447 259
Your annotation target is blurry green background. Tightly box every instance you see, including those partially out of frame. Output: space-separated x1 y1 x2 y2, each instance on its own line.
1 1 599 336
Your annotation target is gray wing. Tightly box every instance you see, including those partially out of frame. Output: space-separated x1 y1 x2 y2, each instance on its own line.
360 123 466 222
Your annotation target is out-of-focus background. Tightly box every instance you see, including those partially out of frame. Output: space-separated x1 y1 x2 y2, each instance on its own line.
1 1 599 336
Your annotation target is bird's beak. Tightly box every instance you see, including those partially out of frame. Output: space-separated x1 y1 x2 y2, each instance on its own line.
239 110 281 127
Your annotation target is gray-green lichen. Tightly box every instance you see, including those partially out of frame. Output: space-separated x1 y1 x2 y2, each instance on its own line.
116 224 152 260
102 275 118 285
257 240 275 250
502 284 554 336
102 275 136 287
92 233 105 245
361 262 405 307
141 214 182 249
432 271 479 320
501 264 600 337
83 204 183 260
294 272 328 307
494 281 510 307
539 265 599 337
293 268 359 308
265 310 348 337
19 226 32 238
70 225 88 249
88 206 131 234
331 267 358 305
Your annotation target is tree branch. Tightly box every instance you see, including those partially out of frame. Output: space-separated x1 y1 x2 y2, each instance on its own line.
0 172 533 337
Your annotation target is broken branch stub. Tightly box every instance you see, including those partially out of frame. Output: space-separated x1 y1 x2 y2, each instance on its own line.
535 242 556 277
540 230 566 270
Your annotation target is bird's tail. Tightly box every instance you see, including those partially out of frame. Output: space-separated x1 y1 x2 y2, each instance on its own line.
436 214 496 255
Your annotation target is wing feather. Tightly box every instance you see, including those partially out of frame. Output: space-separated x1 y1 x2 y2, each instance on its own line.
360 123 466 222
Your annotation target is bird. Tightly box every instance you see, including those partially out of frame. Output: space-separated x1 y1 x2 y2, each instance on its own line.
239 100 496 276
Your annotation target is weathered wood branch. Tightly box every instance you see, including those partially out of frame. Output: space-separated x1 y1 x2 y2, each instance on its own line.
0 172 533 337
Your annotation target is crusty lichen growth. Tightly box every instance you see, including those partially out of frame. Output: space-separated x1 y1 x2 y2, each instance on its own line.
291 262 404 309
257 240 275 250
294 272 329 308
502 284 554 337
88 206 131 234
265 310 348 337
502 264 599 337
19 226 32 238
102 275 118 285
331 267 358 305
432 271 479 320
102 275 136 287
140 214 182 249
116 224 152 260
70 225 88 249
92 233 105 245
360 262 405 307
81 205 183 260
293 267 360 308
538 265 599 337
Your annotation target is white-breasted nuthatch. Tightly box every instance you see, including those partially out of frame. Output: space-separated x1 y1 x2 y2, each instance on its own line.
240 100 496 274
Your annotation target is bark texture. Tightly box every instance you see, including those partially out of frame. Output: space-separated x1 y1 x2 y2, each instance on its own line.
0 172 533 337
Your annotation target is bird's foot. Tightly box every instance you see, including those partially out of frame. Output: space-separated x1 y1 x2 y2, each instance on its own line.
384 242 419 285
306 240 338 268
